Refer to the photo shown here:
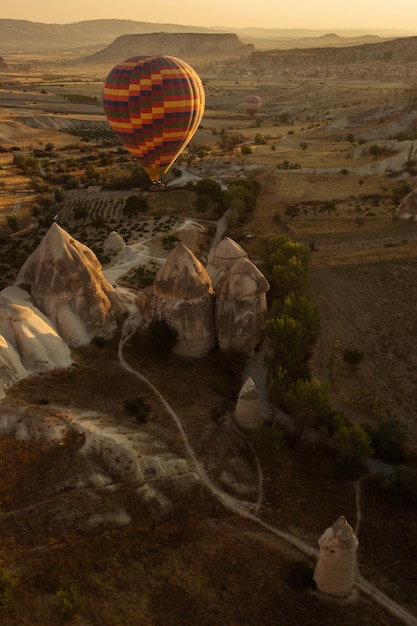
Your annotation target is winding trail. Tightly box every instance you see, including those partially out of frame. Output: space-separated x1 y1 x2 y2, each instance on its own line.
118 313 417 626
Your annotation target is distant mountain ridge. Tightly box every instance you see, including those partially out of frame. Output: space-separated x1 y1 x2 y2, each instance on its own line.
82 32 252 65
0 18 413 54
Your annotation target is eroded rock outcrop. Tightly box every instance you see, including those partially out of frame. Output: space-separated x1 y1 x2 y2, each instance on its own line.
235 376 263 429
103 231 126 255
143 243 216 357
14 223 124 347
206 237 248 290
215 256 270 354
313 516 358 597
0 287 72 398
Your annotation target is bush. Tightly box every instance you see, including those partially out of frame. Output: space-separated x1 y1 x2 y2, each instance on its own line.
380 466 417 507
343 348 364 370
54 587 83 621
124 397 151 423
147 319 179 352
368 414 409 463
254 423 287 455
0 567 19 617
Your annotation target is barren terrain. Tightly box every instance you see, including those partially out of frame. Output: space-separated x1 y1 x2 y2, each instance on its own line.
0 52 417 625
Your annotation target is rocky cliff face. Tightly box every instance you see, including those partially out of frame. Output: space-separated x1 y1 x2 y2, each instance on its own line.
85 32 253 65
14 223 124 347
143 243 216 358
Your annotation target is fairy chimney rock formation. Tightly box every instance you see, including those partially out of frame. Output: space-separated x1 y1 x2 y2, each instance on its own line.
143 243 216 357
206 237 248 290
0 287 72 398
313 516 359 597
235 376 263 429
14 223 124 347
103 231 126 255
215 256 270 354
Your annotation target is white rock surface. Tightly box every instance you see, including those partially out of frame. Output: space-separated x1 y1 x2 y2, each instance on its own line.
14 223 124 347
103 231 126 255
396 187 417 221
206 237 248 289
144 244 216 357
235 376 263 429
215 256 270 354
0 287 72 398
313 516 359 597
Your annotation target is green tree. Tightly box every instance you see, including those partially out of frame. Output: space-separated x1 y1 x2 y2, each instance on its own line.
280 291 320 345
369 414 409 463
343 348 364 370
0 567 18 617
266 314 306 377
319 200 336 216
284 205 300 220
54 587 83 621
262 236 310 301
123 194 149 218
284 378 334 440
333 423 373 478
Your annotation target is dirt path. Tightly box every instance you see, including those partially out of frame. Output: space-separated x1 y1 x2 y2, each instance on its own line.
118 312 417 626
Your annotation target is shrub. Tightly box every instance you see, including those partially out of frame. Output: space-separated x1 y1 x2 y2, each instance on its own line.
0 567 19 617
254 423 287 455
124 397 151 423
54 587 83 621
368 414 409 463
343 348 364 370
147 319 178 352
380 466 417 506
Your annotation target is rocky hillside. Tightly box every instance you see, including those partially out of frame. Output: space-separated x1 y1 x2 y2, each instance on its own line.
0 18 215 53
81 32 252 65
248 35 417 69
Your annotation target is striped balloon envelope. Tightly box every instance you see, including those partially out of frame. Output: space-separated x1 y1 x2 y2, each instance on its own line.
243 95 262 116
102 55 205 182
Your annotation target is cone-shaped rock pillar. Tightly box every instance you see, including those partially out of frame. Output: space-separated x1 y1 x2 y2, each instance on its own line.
14 223 124 347
215 256 269 355
206 237 248 290
313 516 358 597
235 376 263 429
143 244 216 357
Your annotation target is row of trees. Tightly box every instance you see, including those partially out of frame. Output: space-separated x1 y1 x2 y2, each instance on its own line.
260 236 373 475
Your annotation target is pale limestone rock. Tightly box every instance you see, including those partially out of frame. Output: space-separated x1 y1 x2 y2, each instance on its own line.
215 256 270 354
0 289 72 398
14 223 124 347
313 516 359 597
143 243 216 357
396 188 417 221
235 376 263 429
103 231 126 255
206 237 248 290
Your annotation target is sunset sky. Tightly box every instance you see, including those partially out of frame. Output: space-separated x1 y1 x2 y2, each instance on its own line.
2 0 417 32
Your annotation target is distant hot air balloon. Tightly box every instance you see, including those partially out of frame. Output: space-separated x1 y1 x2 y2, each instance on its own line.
243 95 262 116
102 55 205 182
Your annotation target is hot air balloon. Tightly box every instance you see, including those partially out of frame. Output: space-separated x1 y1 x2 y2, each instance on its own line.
243 95 262 116
102 55 205 182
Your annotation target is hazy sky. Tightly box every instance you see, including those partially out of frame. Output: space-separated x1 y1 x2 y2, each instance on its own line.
2 0 417 32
